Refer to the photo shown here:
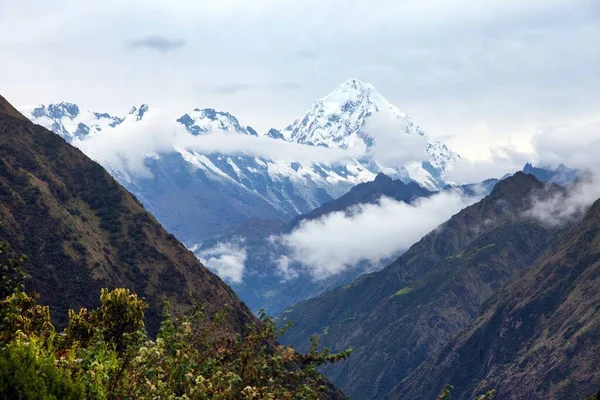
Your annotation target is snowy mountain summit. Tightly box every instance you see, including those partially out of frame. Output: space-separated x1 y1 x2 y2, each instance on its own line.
283 78 458 174
177 108 257 136
23 101 123 142
284 79 419 148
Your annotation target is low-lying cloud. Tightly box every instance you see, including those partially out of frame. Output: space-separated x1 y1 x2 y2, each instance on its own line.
523 123 600 227
444 146 532 184
273 190 481 280
524 172 600 227
196 240 247 284
74 109 361 177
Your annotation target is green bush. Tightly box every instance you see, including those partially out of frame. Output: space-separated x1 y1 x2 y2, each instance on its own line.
0 286 350 400
0 344 85 400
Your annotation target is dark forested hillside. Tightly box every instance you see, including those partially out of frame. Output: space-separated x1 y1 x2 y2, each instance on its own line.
279 172 565 399
396 197 600 400
0 94 253 334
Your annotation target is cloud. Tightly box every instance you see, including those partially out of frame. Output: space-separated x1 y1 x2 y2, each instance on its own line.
524 172 600 227
3 0 599 143
73 108 362 177
272 190 481 279
127 35 186 52
519 122 600 226
362 111 430 167
444 146 532 184
210 82 301 95
274 255 299 281
443 120 600 184
197 240 247 284
533 122 600 171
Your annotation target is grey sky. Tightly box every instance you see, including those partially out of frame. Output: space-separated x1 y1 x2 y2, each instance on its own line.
1 0 599 160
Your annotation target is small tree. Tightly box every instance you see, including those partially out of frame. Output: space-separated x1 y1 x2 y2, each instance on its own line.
0 233 27 342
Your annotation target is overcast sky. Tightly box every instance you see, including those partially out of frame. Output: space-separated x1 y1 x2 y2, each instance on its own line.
1 0 599 160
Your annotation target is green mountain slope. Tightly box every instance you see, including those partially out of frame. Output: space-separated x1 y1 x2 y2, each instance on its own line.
396 197 600 399
0 94 253 334
279 172 563 399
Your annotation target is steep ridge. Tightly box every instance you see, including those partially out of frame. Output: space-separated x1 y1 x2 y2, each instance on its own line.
0 94 253 334
279 172 564 399
396 196 600 399
0 98 28 121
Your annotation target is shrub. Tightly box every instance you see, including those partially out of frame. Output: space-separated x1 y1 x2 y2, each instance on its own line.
0 344 85 400
1 285 350 399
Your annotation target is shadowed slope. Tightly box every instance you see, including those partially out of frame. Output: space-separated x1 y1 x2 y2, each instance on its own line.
396 197 600 399
0 94 254 335
279 172 564 399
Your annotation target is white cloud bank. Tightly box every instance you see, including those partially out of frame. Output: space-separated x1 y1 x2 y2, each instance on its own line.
524 172 600 227
444 146 531 184
196 240 247 284
73 109 362 177
273 190 481 280
519 122 600 227
444 120 600 184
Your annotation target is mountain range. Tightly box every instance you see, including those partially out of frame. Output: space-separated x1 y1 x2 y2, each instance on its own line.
196 172 441 314
187 162 580 314
21 79 459 247
16 87 585 316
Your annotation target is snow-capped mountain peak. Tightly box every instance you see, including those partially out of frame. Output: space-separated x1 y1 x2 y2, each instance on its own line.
176 108 257 136
31 102 80 120
320 78 376 101
282 78 425 150
21 102 123 142
22 81 460 212
319 78 403 119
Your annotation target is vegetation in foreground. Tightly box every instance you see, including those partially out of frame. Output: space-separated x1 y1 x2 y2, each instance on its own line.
0 236 351 399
